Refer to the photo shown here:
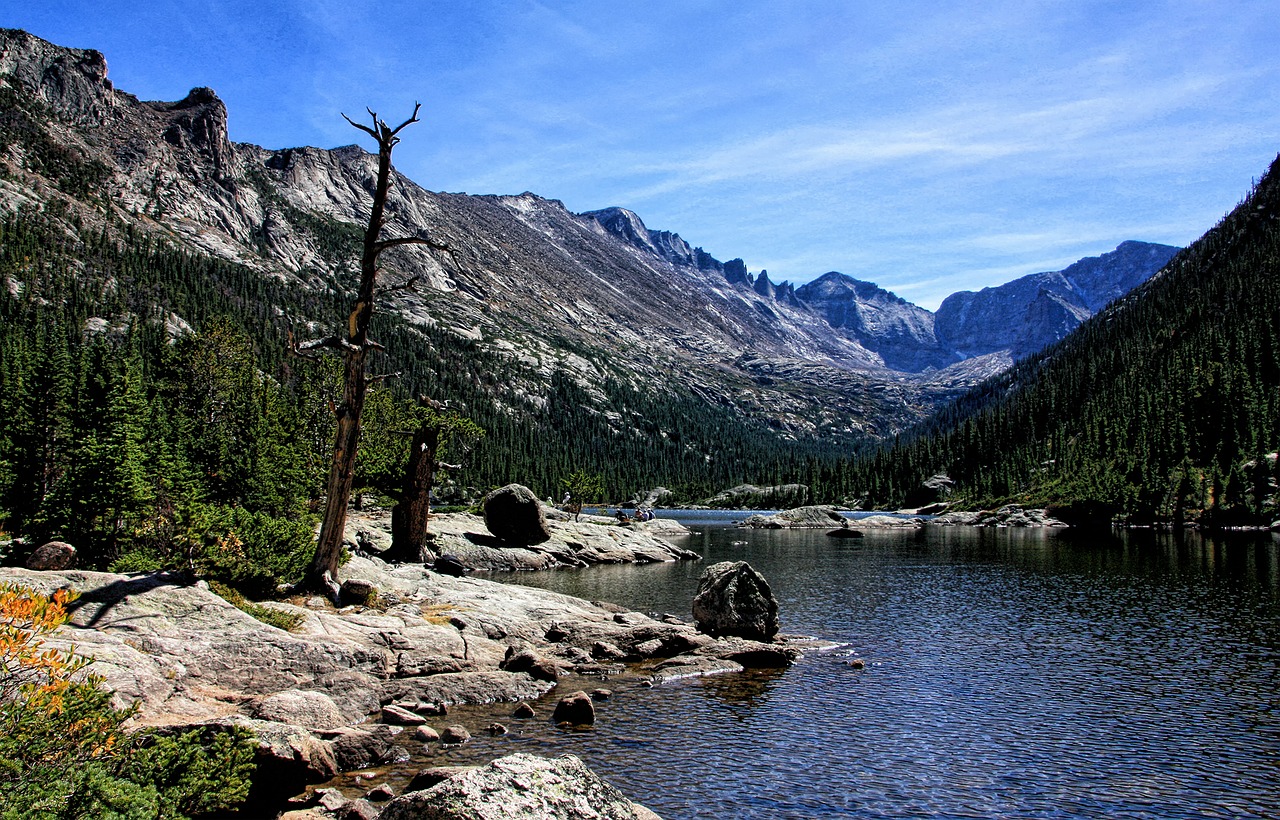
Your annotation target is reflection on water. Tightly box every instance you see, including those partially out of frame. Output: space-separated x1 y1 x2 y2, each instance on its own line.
378 526 1280 819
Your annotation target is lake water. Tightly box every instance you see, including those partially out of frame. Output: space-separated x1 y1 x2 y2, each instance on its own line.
380 520 1280 819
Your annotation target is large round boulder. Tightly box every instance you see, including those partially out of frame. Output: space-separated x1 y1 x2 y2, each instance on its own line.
483 484 552 545
691 561 780 641
25 541 75 570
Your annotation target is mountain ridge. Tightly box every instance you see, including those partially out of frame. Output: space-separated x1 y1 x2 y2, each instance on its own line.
0 27 1178 452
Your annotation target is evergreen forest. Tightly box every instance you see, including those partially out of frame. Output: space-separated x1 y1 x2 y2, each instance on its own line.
823 155 1280 526
0 204 837 581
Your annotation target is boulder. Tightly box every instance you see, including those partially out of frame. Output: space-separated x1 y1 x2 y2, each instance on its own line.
339 578 376 606
204 716 337 802
323 725 406 771
482 484 552 545
334 799 380 820
440 725 471 744
366 783 396 802
25 541 75 570
691 561 780 641
413 725 440 743
378 753 660 820
432 555 468 576
551 690 595 726
500 645 560 682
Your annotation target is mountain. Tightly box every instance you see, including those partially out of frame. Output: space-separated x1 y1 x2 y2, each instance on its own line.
0 28 1181 495
934 240 1180 359
834 154 1280 523
794 273 949 371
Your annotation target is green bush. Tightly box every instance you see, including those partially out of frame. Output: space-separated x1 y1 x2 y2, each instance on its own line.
0 584 256 818
207 580 304 632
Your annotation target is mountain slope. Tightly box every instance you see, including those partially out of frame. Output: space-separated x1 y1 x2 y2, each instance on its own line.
0 27 1188 502
834 155 1280 523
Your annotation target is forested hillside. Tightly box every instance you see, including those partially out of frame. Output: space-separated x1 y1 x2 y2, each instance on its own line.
0 205 838 573
829 156 1280 525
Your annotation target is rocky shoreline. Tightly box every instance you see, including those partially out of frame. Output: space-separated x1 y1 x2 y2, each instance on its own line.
2 510 810 818
737 503 1068 529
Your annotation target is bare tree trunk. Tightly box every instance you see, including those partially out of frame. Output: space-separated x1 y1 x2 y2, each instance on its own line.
388 424 440 562
306 104 434 597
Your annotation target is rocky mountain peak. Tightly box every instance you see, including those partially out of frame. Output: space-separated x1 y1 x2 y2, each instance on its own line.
795 272 950 371
0 27 115 125
934 240 1179 358
148 86 234 181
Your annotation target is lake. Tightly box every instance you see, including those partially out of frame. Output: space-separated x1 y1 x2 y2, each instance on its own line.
391 519 1280 819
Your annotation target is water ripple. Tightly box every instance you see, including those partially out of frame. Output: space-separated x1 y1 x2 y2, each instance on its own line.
411 528 1280 819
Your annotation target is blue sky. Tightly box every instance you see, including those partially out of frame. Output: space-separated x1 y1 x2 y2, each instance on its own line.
9 1 1279 308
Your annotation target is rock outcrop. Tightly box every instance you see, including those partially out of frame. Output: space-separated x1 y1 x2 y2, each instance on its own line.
931 506 1068 528
378 753 661 820
0 521 798 800
934 241 1180 360
691 562 780 641
741 506 846 528
795 272 951 371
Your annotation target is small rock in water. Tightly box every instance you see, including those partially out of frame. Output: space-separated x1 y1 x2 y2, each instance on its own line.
512 702 536 719
412 725 439 743
692 560 781 641
365 783 396 802
487 722 509 736
440 725 471 744
381 704 426 726
591 688 612 701
551 690 595 726
849 658 866 669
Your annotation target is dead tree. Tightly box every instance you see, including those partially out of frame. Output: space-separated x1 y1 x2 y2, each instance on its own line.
304 104 445 598
386 397 479 563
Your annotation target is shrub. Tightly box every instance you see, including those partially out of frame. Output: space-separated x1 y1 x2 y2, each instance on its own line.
0 583 255 817
206 580 304 632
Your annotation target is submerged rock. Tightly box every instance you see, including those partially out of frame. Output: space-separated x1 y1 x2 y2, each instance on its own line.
691 561 780 641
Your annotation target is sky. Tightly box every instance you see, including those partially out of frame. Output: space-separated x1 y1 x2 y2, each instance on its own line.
8 1 1280 309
